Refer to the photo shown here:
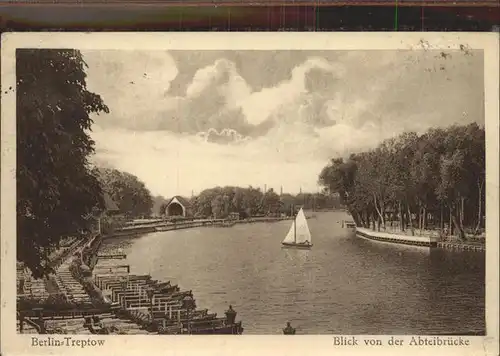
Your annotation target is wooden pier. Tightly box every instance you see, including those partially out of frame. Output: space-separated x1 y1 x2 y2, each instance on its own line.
97 254 127 259
356 227 485 251
437 242 485 252
341 220 356 229
95 272 244 334
111 216 294 237
91 245 244 335
356 228 438 247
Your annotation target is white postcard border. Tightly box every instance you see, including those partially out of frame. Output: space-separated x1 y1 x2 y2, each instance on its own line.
1 32 499 356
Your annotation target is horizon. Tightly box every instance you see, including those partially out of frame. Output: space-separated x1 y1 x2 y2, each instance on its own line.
83 49 484 197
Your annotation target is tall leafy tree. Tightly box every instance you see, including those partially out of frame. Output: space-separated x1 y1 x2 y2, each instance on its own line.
152 196 169 216
319 123 485 238
190 185 337 219
17 49 109 278
261 188 281 214
96 168 154 218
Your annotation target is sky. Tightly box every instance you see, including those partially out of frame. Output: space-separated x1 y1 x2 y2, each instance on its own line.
82 49 484 198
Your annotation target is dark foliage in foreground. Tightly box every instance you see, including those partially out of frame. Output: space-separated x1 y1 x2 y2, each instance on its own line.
16 49 109 278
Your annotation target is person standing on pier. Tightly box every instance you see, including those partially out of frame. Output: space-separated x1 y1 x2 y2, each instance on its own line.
283 322 296 335
225 305 237 325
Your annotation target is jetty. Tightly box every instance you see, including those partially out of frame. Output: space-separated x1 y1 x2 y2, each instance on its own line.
90 242 244 334
111 216 294 237
436 241 485 252
355 226 485 251
356 227 438 247
341 220 356 229
17 233 244 335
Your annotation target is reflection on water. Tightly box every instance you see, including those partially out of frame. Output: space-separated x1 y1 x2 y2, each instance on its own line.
103 212 485 335
283 249 310 264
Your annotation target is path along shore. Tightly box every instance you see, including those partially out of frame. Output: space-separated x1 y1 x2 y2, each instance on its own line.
352 224 485 251
111 216 296 237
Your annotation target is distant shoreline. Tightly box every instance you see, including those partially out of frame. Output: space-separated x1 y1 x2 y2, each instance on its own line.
108 215 295 238
110 209 351 238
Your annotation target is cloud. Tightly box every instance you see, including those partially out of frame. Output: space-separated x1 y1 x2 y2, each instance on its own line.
90 114 394 198
185 58 251 104
160 56 346 139
85 50 484 196
84 52 348 138
90 125 324 197
83 50 179 130
237 57 345 127
197 128 250 145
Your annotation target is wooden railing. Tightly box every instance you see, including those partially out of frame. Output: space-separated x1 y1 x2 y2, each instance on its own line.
19 307 113 320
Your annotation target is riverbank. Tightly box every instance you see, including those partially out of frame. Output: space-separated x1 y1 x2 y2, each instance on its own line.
356 227 438 247
107 211 485 334
91 245 244 334
355 227 485 251
110 216 294 238
17 230 245 335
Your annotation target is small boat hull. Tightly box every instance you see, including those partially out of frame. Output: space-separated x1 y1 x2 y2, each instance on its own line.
281 242 313 249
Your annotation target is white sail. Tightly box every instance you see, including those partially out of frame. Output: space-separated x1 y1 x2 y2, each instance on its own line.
282 208 312 244
282 222 296 243
295 208 312 244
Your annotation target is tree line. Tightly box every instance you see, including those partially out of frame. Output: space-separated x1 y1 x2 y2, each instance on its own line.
318 123 485 239
159 186 341 219
17 49 108 278
95 167 153 219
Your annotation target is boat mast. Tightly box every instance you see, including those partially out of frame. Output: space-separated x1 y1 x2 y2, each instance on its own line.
294 209 297 243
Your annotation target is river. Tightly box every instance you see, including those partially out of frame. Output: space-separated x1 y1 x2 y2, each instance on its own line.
103 211 485 335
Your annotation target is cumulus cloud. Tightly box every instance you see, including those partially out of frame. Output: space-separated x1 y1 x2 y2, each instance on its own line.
237 57 345 127
90 116 393 198
84 50 484 196
83 50 179 130
197 128 250 145
90 125 323 197
84 52 348 140
186 58 251 104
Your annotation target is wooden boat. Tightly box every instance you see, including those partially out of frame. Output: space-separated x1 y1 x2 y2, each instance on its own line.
190 321 243 334
158 313 218 327
342 220 356 229
159 321 243 335
281 208 313 249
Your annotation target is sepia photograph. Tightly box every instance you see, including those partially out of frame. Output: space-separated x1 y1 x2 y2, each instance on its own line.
1 32 499 355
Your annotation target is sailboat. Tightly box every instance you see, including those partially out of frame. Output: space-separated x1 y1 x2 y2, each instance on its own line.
281 208 313 249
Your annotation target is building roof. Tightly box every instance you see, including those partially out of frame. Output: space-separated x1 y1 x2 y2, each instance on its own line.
166 195 191 208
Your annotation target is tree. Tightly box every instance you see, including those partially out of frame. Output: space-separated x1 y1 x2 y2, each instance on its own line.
467 124 486 233
96 168 153 219
243 186 264 215
261 188 281 215
17 49 109 278
152 196 169 216
279 193 296 216
192 189 217 218
190 185 337 219
211 195 224 218
318 123 485 239
159 202 168 216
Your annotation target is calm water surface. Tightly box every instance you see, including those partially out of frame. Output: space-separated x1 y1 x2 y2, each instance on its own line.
108 211 485 334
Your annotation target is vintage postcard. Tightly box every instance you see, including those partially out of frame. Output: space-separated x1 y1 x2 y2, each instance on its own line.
1 32 499 356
